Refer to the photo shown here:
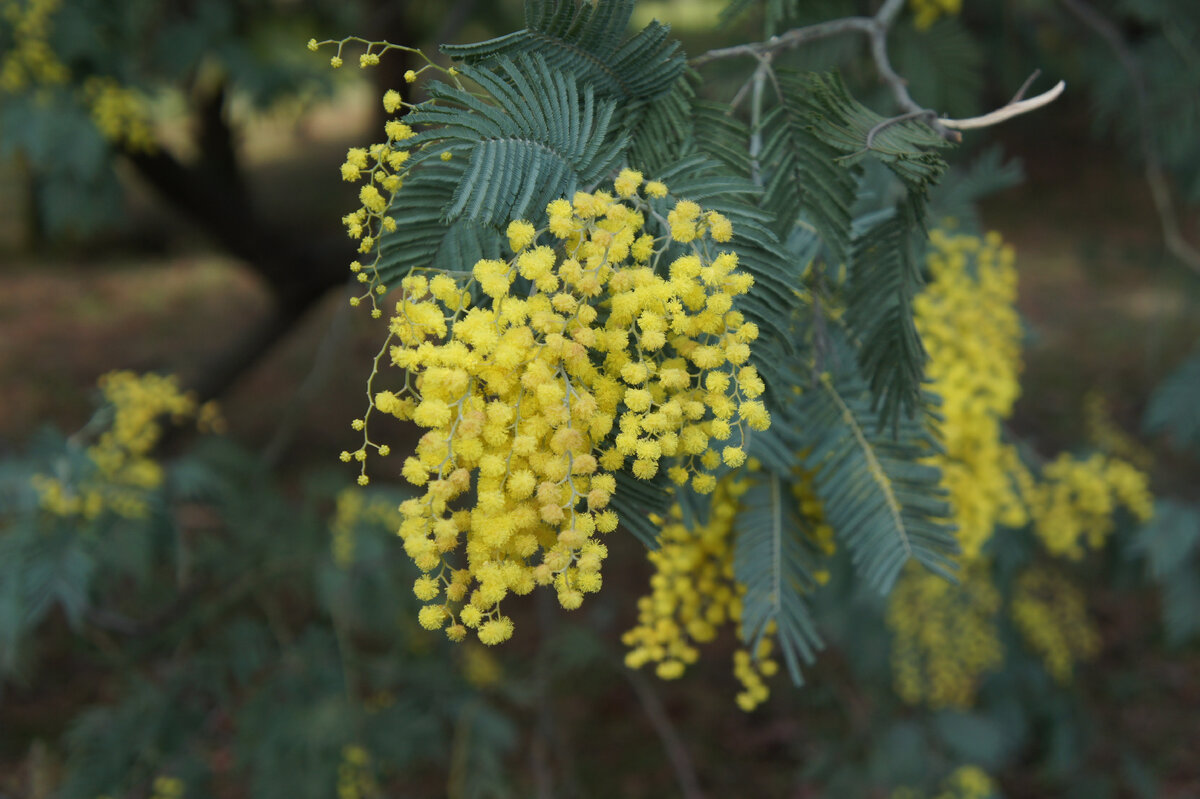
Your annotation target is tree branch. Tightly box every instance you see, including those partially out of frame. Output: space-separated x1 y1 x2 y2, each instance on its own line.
692 0 957 139
621 666 706 799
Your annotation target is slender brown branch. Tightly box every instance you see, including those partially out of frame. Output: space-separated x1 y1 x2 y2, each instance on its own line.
690 16 876 66
1059 0 1200 276
621 666 706 799
692 0 959 140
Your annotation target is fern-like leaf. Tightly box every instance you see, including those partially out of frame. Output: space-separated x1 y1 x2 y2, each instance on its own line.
846 206 928 429
611 469 674 550
734 473 824 685
796 364 957 594
404 55 626 227
1144 346 1200 454
443 0 684 102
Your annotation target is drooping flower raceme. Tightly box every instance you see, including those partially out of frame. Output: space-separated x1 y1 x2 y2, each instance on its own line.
351 175 769 646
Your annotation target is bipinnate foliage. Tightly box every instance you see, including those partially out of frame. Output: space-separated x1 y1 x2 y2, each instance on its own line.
735 474 825 684
1130 500 1200 646
441 0 685 102
407 55 626 226
794 358 957 594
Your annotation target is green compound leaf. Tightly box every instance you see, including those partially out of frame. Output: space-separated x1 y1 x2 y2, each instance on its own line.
735 473 824 685
612 469 675 550
1144 346 1200 454
796 355 957 594
405 55 627 228
760 72 951 428
846 206 928 431
443 0 685 103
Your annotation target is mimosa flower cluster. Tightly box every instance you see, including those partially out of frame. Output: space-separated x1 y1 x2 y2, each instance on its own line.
352 176 768 646
887 562 1003 709
310 37 460 316
1025 452 1153 558
82 76 156 151
622 470 835 711
1 0 153 149
1010 566 1100 683
912 229 1027 561
621 476 776 711
32 371 209 520
0 0 68 91
336 745 377 799
890 229 1154 708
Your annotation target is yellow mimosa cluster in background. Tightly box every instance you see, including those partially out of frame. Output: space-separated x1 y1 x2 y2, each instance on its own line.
888 229 1153 708
908 0 963 30
888 561 1004 708
1011 565 1100 682
892 764 995 799
32 371 208 520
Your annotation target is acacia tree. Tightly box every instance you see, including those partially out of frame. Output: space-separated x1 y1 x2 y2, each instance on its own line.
1 0 1198 797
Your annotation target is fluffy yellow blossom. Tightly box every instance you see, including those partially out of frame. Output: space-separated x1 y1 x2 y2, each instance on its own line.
506 219 536 252
1026 452 1153 558
894 764 996 799
895 229 1152 712
82 77 156 152
0 0 70 93
622 476 777 708
149 776 185 799
887 562 1003 709
336 745 377 799
1011 566 1100 682
614 168 643 198
32 372 201 520
352 182 766 645
915 230 1028 561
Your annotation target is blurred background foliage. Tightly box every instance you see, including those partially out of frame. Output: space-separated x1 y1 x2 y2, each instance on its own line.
1 0 1199 797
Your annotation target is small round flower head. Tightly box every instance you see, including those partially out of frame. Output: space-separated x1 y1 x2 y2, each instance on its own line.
507 219 536 252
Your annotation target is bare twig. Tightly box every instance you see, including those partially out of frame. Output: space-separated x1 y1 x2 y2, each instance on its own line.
1010 68 1042 104
940 80 1066 130
690 16 877 67
1059 0 1200 276
621 667 706 799
693 0 959 140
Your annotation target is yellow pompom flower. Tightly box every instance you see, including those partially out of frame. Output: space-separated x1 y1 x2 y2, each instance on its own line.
506 219 537 252
347 177 768 646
